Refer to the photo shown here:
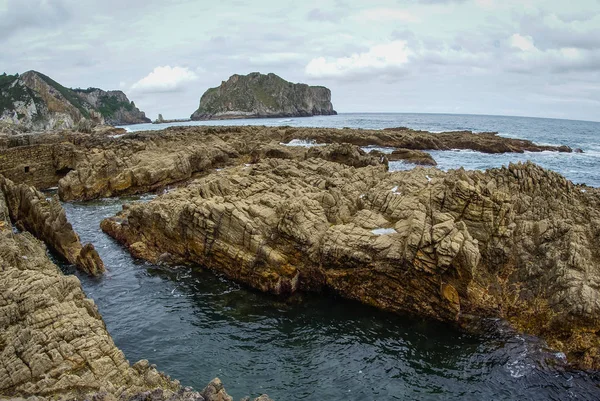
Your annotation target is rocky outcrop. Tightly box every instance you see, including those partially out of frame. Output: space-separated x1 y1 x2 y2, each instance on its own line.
0 197 271 400
74 88 151 125
0 71 149 130
191 73 336 120
0 175 104 275
101 158 600 370
0 125 573 201
374 148 437 166
303 126 572 154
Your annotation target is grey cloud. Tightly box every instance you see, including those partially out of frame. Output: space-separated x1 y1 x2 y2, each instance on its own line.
555 10 599 23
520 13 600 50
0 0 70 40
411 0 467 4
306 8 342 22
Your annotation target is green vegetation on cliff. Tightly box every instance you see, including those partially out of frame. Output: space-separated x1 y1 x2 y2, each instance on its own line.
0 71 150 129
0 73 42 118
73 88 135 118
34 71 91 118
191 72 336 120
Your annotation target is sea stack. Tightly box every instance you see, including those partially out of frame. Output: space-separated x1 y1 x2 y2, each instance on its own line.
190 72 337 120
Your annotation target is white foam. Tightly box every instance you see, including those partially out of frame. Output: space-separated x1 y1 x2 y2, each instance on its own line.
371 228 396 236
362 146 395 154
282 139 325 148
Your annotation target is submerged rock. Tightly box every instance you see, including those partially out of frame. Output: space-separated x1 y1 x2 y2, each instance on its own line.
101 158 600 370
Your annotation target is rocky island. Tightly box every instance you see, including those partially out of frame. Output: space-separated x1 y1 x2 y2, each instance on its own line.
0 71 150 131
190 72 337 120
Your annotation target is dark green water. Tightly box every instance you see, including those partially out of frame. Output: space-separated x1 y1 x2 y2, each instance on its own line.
58 196 600 401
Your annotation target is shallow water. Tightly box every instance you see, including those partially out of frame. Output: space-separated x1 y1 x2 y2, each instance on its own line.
56 113 600 400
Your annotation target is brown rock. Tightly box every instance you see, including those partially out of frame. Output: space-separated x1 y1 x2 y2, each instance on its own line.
0 125 572 201
101 158 600 369
0 213 271 400
386 148 437 165
0 175 105 275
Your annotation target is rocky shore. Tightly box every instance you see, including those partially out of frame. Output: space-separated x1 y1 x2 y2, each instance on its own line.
1 123 597 400
0 125 573 203
0 179 272 400
87 129 598 370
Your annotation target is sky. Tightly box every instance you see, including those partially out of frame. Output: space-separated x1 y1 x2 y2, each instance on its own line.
1 0 599 122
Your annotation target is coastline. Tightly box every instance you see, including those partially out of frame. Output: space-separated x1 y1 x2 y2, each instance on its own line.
2 122 600 399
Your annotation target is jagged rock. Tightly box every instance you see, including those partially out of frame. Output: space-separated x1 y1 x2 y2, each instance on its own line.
306 143 385 168
200 378 232 401
0 126 573 201
101 158 600 369
0 175 104 275
385 148 437 166
0 210 268 400
191 72 336 120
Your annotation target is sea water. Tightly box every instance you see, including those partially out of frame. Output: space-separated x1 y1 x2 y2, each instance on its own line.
60 113 600 400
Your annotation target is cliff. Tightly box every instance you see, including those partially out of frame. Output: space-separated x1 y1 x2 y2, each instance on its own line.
0 71 149 130
73 87 151 125
190 72 337 120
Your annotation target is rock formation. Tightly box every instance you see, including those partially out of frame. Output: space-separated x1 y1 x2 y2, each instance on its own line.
191 73 337 120
101 157 600 370
0 126 573 202
73 87 151 125
0 175 105 275
0 71 149 130
0 192 271 400
376 148 437 166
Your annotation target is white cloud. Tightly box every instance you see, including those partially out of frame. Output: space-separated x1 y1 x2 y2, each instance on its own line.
131 66 198 93
510 33 536 51
356 8 420 23
305 41 413 78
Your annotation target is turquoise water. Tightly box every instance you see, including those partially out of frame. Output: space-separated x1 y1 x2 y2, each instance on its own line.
56 113 600 400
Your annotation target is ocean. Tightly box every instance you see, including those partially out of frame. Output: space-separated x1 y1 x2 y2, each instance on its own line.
57 113 600 400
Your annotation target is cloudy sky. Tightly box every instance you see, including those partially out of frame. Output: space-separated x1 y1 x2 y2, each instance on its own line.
1 0 599 121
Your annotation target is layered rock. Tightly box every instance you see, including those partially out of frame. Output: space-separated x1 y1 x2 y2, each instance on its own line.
101 158 600 369
0 71 149 130
191 73 336 120
0 125 573 201
0 175 105 275
378 148 437 166
0 197 271 400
